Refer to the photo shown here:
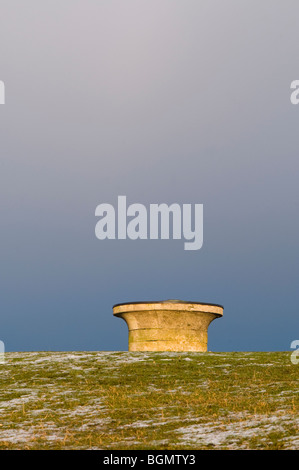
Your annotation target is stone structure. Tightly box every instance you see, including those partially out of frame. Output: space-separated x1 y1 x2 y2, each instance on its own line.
113 300 223 352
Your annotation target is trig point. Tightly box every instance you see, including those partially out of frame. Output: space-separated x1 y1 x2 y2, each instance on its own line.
113 300 223 352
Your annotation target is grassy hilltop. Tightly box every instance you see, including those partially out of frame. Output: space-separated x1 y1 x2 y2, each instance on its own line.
0 351 298 450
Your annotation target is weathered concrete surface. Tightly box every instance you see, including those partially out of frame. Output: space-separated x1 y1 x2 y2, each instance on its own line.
113 300 223 352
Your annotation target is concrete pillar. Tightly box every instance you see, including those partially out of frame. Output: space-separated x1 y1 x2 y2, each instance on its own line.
113 300 223 352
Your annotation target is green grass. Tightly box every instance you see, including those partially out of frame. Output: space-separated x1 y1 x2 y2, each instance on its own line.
0 351 297 449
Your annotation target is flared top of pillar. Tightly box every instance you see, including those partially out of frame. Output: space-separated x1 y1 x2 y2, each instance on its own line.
113 300 224 317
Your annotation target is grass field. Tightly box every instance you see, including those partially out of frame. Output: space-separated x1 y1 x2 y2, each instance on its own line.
0 351 297 450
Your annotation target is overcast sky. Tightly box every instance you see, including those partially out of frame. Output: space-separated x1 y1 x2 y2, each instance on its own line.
0 0 298 352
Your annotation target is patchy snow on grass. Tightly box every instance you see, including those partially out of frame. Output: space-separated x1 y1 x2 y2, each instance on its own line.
0 429 36 444
0 351 297 449
0 392 38 412
176 413 298 449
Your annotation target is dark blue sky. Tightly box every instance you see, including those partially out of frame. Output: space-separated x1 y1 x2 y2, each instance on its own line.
0 1 298 352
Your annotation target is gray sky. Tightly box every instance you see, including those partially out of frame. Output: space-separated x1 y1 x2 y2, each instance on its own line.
0 0 298 351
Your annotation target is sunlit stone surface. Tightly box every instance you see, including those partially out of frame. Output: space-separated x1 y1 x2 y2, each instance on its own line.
113 300 223 352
